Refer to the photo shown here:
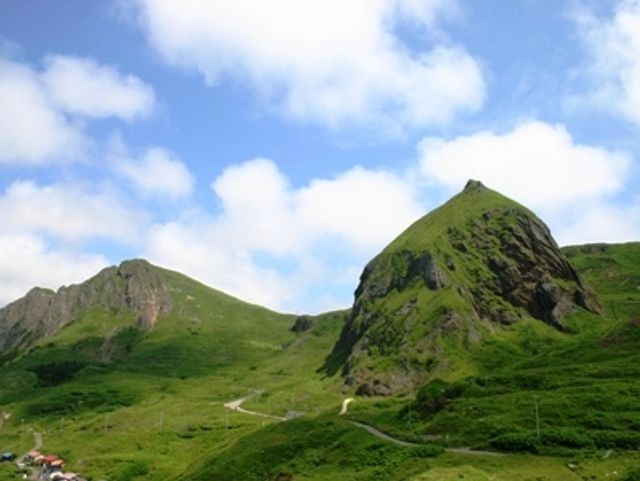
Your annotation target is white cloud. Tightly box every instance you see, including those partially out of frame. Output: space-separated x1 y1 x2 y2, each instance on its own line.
0 180 146 243
144 158 424 311
42 55 155 121
296 167 424 249
554 201 640 245
419 121 631 208
574 0 640 125
127 0 484 133
418 120 639 246
0 52 155 166
145 221 296 310
113 147 195 199
0 232 108 306
0 58 84 164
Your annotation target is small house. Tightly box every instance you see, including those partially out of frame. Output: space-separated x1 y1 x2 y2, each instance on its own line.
41 456 65 480
24 450 41 465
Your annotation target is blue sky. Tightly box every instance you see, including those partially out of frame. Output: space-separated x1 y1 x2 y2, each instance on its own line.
1 0 639 312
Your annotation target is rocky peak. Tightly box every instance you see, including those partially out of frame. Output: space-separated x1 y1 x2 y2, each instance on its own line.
328 182 601 395
0 259 173 354
463 179 487 193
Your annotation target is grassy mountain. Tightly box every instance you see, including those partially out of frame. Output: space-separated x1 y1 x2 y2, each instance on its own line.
1 186 639 481
0 260 348 480
345 240 640 460
328 180 600 395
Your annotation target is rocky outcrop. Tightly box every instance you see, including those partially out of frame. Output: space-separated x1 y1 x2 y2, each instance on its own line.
327 180 601 395
0 259 173 354
290 315 315 333
462 208 601 330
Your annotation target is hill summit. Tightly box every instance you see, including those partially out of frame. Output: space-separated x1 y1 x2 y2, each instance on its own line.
0 259 172 355
329 180 601 395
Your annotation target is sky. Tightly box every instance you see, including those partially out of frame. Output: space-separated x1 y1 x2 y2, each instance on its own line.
0 0 639 313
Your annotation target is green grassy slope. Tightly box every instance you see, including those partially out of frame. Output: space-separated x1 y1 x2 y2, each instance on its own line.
0 264 347 480
0 238 638 481
333 181 599 394
346 242 640 460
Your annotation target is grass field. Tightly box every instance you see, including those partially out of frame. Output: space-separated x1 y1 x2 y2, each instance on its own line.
0 243 638 480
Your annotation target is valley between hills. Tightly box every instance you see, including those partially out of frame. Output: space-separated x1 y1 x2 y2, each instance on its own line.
1 181 639 481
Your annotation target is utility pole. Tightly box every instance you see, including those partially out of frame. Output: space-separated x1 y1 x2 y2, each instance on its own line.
533 395 540 440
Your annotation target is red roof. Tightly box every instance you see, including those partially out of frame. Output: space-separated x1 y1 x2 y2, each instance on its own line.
43 455 60 463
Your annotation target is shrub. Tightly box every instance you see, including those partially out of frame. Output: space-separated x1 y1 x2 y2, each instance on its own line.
29 360 86 385
623 467 640 481
489 432 539 452
540 428 594 448
591 431 640 449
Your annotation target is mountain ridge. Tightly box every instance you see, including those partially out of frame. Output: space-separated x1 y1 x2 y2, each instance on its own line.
0 259 174 356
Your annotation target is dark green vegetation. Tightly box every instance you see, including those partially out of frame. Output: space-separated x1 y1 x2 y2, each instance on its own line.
1 184 639 481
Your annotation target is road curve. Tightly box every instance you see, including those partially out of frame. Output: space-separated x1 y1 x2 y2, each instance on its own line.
347 420 503 456
224 391 287 421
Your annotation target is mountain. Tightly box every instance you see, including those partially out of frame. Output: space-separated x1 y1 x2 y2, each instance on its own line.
1 184 639 481
0 259 172 357
329 180 601 395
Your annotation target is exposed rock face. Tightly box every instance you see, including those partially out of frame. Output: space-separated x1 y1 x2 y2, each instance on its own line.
0 259 173 354
461 207 601 330
328 180 601 395
290 315 315 333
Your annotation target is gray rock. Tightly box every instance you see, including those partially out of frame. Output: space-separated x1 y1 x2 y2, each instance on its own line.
290 315 315 333
0 259 173 354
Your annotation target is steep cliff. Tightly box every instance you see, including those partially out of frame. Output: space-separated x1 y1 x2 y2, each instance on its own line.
0 259 172 354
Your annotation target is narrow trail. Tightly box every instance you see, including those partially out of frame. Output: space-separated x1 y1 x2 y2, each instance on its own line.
348 420 415 447
224 390 287 421
341 398 503 457
33 431 43 450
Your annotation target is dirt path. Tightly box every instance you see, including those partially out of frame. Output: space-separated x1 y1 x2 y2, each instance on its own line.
224 391 287 421
0 411 11 429
347 420 503 456
348 420 416 447
33 431 43 450
339 398 354 415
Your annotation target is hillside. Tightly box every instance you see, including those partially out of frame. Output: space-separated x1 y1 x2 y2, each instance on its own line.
345 240 640 464
1 187 639 481
0 260 347 480
328 180 600 395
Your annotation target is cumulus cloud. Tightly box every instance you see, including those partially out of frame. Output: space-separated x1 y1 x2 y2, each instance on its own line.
574 0 640 125
0 233 109 306
418 120 638 245
0 180 146 243
419 121 631 208
0 57 84 164
42 55 155 121
144 158 424 311
0 178 150 306
0 52 155 165
554 200 640 246
113 146 195 199
127 0 484 133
